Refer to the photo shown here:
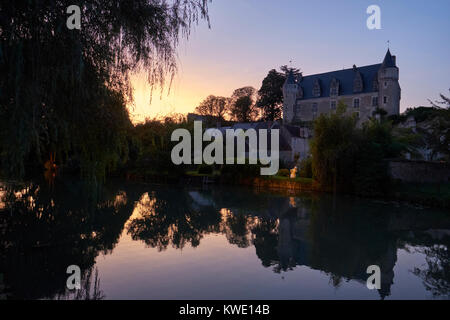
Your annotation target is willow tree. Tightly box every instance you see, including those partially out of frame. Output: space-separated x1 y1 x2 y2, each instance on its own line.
0 0 210 179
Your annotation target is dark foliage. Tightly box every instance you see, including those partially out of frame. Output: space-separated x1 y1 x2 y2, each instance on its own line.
0 0 210 179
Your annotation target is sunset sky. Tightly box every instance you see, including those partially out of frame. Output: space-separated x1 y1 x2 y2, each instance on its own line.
128 0 450 123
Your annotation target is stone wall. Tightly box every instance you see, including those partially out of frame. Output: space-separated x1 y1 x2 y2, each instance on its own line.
294 93 378 124
388 160 450 183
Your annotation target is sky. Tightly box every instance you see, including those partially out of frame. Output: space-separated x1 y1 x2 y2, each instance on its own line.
128 0 450 123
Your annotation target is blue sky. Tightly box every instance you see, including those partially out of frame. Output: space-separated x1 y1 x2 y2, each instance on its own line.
130 0 450 122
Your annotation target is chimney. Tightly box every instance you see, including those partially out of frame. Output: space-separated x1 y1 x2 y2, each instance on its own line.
392 55 396 65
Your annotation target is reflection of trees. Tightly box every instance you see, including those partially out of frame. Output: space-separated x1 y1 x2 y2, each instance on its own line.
221 210 258 248
54 267 105 300
0 178 138 299
413 239 450 298
3 180 449 300
251 218 279 269
126 189 222 251
125 186 449 300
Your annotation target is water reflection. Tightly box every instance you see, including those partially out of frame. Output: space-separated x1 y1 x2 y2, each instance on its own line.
0 179 449 299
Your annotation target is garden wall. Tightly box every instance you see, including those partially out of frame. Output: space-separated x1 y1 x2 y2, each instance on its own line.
388 159 450 183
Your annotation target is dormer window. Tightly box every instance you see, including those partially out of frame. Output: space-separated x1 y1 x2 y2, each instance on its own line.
353 71 363 93
312 79 321 97
330 78 339 97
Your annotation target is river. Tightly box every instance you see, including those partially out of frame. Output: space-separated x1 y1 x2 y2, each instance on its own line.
0 178 449 300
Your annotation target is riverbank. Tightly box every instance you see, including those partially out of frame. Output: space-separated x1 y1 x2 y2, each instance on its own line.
124 169 450 210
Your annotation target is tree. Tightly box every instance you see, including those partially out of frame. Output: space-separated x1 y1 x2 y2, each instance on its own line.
429 89 450 109
422 116 450 161
256 69 285 121
280 65 301 76
310 101 406 195
228 86 258 122
310 102 360 192
426 91 450 161
0 0 210 179
195 95 228 120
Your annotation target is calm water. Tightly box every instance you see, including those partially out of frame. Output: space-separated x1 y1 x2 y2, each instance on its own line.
0 179 449 300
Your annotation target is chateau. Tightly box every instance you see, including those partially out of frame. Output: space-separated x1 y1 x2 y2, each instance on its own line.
283 49 401 124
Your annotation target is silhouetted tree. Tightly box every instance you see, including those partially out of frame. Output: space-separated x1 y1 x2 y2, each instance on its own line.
228 86 258 122
0 1 211 179
429 89 450 109
256 69 285 121
195 95 229 120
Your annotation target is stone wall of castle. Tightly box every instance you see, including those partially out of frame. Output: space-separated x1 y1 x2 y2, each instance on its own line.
289 92 379 124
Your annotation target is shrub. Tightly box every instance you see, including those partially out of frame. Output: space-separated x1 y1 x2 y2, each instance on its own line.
220 162 261 181
277 169 290 177
299 157 312 178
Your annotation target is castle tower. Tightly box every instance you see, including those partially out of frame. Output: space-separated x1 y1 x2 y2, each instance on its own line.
282 70 297 123
378 49 401 115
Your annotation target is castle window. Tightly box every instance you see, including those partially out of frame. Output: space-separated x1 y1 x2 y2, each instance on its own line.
372 97 378 107
384 81 388 88
353 71 363 93
353 98 360 108
312 103 318 119
330 101 337 110
312 79 321 97
355 111 360 118
330 78 339 97
383 96 388 104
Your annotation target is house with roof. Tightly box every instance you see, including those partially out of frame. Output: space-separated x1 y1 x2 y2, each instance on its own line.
283 49 401 124
210 121 310 165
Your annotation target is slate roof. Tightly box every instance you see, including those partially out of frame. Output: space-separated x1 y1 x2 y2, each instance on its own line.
381 49 396 68
283 124 302 138
297 64 382 100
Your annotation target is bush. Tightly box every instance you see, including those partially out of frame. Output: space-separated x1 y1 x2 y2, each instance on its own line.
220 162 261 181
277 169 290 177
298 157 312 178
198 164 213 174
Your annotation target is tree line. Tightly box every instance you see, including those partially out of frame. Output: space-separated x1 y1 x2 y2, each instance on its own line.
0 0 211 180
194 65 297 122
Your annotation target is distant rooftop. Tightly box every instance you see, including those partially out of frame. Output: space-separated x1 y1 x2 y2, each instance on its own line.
298 64 381 99
290 49 397 100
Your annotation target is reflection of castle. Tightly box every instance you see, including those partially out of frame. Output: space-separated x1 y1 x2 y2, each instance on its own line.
185 189 401 298
276 209 396 299
188 189 449 299
2 181 448 299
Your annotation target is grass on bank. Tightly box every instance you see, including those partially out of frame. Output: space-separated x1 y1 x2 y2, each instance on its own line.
185 170 221 178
